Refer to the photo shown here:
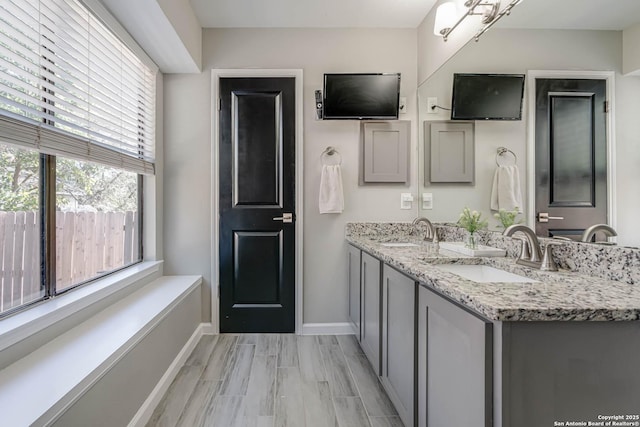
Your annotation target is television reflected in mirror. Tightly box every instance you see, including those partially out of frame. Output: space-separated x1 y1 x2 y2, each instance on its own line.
451 73 525 121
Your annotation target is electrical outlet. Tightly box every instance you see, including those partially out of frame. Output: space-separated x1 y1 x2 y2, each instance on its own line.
399 97 407 114
422 193 433 210
427 97 438 114
400 193 414 210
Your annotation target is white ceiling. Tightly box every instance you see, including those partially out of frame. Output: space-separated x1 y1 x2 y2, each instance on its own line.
190 0 640 31
190 0 438 28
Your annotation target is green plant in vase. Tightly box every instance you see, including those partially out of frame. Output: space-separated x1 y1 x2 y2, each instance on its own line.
494 207 522 229
457 207 488 249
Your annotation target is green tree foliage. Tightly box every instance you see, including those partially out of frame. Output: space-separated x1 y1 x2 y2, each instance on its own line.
0 145 39 211
56 158 138 212
0 144 138 212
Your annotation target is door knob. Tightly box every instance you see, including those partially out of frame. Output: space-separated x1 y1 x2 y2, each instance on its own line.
537 212 564 223
273 213 293 223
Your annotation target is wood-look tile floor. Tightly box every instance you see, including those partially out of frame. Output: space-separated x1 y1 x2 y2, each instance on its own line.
146 334 403 427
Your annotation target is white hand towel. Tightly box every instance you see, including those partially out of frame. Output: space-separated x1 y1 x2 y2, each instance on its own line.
319 164 344 214
490 165 523 212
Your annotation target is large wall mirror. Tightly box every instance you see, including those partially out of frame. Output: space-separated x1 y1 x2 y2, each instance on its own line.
416 0 640 248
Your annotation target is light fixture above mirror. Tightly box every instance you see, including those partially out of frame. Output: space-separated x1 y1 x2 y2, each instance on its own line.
433 2 458 36
434 0 523 42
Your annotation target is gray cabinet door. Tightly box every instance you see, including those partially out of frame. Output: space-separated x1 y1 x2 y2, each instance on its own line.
382 265 416 427
360 252 381 374
347 245 361 339
503 321 640 427
417 285 492 427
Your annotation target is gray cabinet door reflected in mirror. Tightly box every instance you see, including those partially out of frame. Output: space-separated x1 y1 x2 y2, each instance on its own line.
426 121 475 184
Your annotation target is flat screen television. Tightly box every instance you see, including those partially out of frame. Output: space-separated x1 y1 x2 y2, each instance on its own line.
451 73 525 120
322 73 401 120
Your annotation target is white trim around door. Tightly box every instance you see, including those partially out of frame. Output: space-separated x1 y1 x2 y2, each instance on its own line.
211 69 304 334
525 70 616 236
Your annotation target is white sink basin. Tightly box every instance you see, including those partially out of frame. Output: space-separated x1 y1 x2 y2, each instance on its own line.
437 264 537 283
380 242 420 248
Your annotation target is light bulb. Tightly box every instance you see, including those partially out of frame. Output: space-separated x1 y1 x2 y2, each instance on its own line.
433 2 458 36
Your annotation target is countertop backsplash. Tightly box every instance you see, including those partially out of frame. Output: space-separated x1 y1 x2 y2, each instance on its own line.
346 222 640 285
345 222 415 238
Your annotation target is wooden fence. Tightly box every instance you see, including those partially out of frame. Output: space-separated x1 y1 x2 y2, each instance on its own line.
0 211 138 313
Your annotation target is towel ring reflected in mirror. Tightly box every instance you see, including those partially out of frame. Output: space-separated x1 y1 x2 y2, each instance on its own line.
321 146 342 166
496 147 517 166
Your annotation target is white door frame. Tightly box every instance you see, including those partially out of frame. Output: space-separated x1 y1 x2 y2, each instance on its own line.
211 69 304 334
526 70 616 233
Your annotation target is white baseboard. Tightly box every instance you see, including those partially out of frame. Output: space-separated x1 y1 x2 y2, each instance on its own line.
301 322 355 335
200 322 215 335
128 322 211 427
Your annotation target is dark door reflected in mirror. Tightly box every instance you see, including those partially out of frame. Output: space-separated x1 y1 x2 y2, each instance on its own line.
534 78 607 241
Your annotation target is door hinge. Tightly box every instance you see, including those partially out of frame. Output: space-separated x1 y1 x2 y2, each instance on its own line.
604 101 609 113
218 98 222 112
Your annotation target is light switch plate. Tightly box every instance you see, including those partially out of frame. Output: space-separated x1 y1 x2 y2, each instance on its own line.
422 193 433 209
427 97 438 114
399 97 407 114
400 193 413 210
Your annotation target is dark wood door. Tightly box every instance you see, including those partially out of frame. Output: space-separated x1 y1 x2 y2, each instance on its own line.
535 78 607 240
219 77 296 333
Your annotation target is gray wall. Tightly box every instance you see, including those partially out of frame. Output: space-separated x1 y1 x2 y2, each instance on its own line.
156 0 202 69
417 29 640 245
163 28 419 325
163 70 213 322
623 23 640 74
417 0 477 84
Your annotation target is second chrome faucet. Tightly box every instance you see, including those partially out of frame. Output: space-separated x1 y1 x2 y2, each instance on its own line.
503 224 561 271
581 224 617 243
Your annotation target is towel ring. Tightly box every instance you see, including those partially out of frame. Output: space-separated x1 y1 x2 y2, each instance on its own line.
321 146 342 165
496 147 517 166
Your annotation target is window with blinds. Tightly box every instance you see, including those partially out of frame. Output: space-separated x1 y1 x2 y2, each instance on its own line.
0 0 156 175
0 0 152 316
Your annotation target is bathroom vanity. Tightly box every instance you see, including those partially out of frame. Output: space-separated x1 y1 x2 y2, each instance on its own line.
346 222 640 427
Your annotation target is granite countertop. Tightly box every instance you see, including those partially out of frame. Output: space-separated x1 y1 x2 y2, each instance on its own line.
346 233 640 322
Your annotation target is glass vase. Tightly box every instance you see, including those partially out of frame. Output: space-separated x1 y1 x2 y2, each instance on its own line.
465 231 478 250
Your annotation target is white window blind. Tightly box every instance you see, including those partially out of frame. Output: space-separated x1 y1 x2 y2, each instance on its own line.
0 0 156 175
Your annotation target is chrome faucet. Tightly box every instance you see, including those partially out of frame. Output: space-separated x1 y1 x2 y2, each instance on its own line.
503 224 561 271
412 217 439 243
503 224 542 265
581 224 617 243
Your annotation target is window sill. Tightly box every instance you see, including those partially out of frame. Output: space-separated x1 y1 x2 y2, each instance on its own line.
0 273 201 426
0 260 163 353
